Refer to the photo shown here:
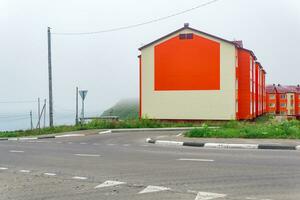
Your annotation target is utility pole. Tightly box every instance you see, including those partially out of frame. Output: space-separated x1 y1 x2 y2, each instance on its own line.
44 99 46 128
38 97 41 130
75 87 79 125
48 27 54 127
30 111 33 130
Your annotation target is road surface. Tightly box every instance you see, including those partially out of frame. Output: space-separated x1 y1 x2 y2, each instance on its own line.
0 130 299 200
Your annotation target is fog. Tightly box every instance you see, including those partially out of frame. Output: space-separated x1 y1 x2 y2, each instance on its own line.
0 0 299 129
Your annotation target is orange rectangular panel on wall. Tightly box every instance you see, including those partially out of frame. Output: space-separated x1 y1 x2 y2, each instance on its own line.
154 34 220 91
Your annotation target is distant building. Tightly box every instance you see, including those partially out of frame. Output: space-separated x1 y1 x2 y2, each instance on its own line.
266 84 300 118
138 24 267 121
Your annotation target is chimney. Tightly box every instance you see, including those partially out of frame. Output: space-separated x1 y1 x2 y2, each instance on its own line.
184 23 189 28
233 40 243 48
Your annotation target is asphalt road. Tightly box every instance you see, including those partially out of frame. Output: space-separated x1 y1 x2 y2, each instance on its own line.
0 130 300 200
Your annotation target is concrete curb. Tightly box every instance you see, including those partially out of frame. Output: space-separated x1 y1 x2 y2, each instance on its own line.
146 138 300 151
100 127 217 133
0 133 90 141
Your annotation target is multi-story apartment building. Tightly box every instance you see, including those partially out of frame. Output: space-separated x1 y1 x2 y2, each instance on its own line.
138 24 267 121
266 84 300 118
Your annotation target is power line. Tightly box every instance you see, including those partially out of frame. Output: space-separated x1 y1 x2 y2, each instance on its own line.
0 100 37 104
52 0 220 35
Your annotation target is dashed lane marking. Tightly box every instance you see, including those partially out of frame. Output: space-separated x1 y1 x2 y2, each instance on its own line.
123 144 130 147
93 143 100 145
80 142 87 145
176 133 183 137
195 191 226 200
67 142 73 144
177 158 214 162
95 180 126 189
44 173 56 176
9 150 24 153
107 144 116 146
0 167 8 170
139 185 170 194
74 154 101 157
19 170 30 173
72 176 87 180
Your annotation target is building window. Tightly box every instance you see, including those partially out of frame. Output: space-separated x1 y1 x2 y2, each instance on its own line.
280 94 286 99
269 94 275 99
179 33 193 40
280 103 286 107
269 103 275 108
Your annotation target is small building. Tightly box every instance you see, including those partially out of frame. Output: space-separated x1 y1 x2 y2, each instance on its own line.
138 24 267 121
266 84 300 118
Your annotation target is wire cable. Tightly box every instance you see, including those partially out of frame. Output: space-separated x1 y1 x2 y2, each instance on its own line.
0 100 37 104
52 0 220 35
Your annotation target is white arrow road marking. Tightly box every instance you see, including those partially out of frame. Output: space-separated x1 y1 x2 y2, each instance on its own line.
139 185 170 194
0 167 8 170
9 150 24 153
195 191 226 200
72 176 87 180
44 173 56 176
178 158 214 162
74 154 101 157
19 170 30 173
95 180 126 189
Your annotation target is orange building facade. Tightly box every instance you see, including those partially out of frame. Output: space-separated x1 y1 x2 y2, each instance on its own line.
266 84 300 118
139 24 267 121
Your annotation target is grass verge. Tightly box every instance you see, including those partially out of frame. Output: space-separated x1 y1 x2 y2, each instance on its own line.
0 118 200 138
185 119 300 139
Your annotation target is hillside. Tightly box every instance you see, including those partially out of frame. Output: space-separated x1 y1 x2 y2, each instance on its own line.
101 99 139 120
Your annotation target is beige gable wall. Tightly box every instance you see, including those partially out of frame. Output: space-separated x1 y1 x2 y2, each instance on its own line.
140 29 237 120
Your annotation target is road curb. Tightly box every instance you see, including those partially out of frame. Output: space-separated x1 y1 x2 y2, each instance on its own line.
146 138 300 151
0 133 91 141
100 127 217 134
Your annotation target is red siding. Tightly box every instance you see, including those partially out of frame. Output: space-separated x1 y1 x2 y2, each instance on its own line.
154 34 220 91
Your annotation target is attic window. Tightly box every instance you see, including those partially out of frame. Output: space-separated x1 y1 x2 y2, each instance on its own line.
179 33 193 40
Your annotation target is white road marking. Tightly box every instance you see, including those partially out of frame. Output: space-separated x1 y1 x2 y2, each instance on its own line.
178 158 214 162
80 142 87 145
44 173 56 176
95 180 126 189
246 198 257 200
55 134 85 138
195 191 226 200
107 144 115 146
9 150 24 153
67 142 73 144
74 154 101 157
72 176 87 180
93 143 100 145
0 167 8 170
123 144 130 147
56 141 62 144
99 130 112 134
140 145 149 147
139 185 170 194
19 170 30 173
176 133 183 137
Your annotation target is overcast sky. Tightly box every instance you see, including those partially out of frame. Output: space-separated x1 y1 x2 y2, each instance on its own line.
1 0 299 121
